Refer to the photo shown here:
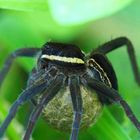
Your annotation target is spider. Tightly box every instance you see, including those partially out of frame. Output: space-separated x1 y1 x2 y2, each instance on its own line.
0 37 140 140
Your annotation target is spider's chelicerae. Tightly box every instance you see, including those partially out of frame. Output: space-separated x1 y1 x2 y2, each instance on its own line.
0 37 140 140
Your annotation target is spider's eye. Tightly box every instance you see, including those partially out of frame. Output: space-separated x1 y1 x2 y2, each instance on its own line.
38 56 49 69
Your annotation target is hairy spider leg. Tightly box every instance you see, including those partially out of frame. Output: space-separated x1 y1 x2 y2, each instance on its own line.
23 74 65 140
0 48 40 87
0 67 57 138
92 37 140 86
69 76 83 140
82 73 140 132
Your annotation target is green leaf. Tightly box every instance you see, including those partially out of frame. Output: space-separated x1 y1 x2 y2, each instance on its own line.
48 0 133 25
0 0 133 25
0 1 49 11
88 108 131 140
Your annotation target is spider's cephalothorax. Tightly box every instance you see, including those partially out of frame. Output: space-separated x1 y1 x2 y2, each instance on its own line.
0 37 140 140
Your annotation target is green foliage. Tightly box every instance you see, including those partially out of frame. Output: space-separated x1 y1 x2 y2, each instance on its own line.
48 0 133 25
0 0 140 140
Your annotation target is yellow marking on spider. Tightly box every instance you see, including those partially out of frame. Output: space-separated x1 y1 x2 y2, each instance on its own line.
41 54 85 64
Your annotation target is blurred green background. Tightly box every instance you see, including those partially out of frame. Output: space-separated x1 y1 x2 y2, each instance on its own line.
0 0 140 140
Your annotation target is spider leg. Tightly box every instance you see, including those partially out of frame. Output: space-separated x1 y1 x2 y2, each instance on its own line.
23 73 65 140
0 48 40 87
69 76 83 140
92 37 140 86
0 67 57 138
82 74 140 132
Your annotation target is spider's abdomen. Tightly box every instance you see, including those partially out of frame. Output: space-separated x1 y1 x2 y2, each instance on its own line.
40 85 103 131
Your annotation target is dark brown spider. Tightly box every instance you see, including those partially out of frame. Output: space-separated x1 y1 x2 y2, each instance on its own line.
0 37 140 140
